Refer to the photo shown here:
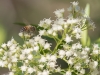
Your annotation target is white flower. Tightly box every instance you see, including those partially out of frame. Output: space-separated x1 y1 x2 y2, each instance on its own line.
42 70 49 75
92 49 99 55
19 32 24 38
73 27 81 34
39 18 52 28
27 54 33 60
34 45 39 52
75 33 81 39
39 64 44 69
74 63 81 71
66 50 73 57
11 56 18 62
65 70 72 75
49 55 57 62
54 8 65 18
1 43 7 49
58 50 66 58
20 54 26 60
44 43 51 50
84 46 90 52
71 1 79 6
39 39 46 46
89 61 98 69
52 32 57 36
67 18 79 24
37 71 42 75
20 65 27 72
47 29 53 34
44 18 52 25
80 69 85 74
0 60 4 67
25 60 29 63
93 44 99 49
65 34 73 43
76 42 82 49
47 61 56 68
27 67 34 74
39 30 46 35
8 63 12 70
55 18 65 25
8 72 14 75
39 56 46 62
91 69 99 75
67 57 74 65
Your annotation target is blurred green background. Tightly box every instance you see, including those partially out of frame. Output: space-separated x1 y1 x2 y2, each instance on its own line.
0 0 100 74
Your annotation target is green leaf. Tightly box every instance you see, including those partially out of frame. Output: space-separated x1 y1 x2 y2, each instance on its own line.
81 4 91 46
14 22 26 26
0 24 6 45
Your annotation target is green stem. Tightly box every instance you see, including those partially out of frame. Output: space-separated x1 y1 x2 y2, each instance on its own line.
52 29 67 54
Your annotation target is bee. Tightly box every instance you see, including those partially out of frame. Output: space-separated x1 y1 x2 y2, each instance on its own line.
20 25 36 35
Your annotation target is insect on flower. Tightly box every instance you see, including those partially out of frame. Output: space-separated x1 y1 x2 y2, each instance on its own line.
21 25 35 33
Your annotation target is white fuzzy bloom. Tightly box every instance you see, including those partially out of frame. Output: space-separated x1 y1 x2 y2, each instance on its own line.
39 30 46 36
44 18 52 25
39 56 46 62
71 1 79 6
1 43 7 49
8 63 12 70
47 61 56 68
20 65 27 72
75 33 81 39
34 45 39 52
52 32 57 36
89 61 98 69
7 41 13 47
0 60 4 67
54 8 65 18
39 64 44 69
84 47 90 52
27 67 34 74
42 70 49 75
76 42 82 49
67 58 74 65
67 18 79 24
11 56 18 63
44 43 51 50
73 27 81 34
20 54 26 60
66 50 73 57
8 72 14 75
39 18 52 28
65 34 73 43
25 60 29 63
27 54 33 60
93 44 99 49
49 55 57 62
92 49 99 55
91 69 99 75
58 50 66 58
74 63 81 70
55 18 65 25
34 35 42 42
80 69 85 74
39 39 45 46
47 29 53 34
65 71 72 75
19 32 24 38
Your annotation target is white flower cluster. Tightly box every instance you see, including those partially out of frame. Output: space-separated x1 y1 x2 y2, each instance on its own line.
0 1 99 75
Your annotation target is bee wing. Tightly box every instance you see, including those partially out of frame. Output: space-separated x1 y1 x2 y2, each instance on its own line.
14 22 26 26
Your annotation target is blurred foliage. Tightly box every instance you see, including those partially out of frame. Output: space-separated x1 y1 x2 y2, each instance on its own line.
81 4 91 46
0 24 6 45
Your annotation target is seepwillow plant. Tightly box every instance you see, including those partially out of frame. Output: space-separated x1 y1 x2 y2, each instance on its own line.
0 1 100 75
